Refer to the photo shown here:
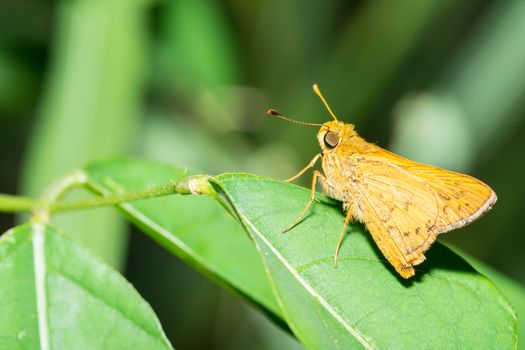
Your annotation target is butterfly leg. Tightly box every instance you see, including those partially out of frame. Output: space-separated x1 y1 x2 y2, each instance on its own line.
333 210 352 268
285 154 321 182
283 169 326 232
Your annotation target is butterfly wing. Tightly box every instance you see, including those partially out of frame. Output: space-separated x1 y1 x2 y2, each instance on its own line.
350 148 496 278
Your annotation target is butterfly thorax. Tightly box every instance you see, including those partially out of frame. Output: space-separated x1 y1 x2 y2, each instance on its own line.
318 121 379 221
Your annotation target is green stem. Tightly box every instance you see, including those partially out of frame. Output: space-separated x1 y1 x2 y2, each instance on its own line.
0 170 215 223
51 174 214 212
0 194 41 212
30 170 88 224
51 182 177 212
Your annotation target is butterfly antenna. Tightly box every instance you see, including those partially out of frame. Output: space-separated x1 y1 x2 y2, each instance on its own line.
313 84 338 121
266 109 322 127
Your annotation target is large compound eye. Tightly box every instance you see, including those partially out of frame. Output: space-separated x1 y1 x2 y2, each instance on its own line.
324 131 339 148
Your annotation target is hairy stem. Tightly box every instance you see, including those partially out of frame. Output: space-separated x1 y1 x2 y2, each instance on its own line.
51 174 213 212
30 170 88 224
50 174 213 213
0 171 214 224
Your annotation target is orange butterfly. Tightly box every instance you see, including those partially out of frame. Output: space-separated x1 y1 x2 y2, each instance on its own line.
268 85 496 278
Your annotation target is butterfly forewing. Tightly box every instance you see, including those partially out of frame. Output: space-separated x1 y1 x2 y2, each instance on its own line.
349 148 496 278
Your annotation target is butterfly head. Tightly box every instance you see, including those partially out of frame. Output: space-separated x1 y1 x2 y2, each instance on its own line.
310 84 357 152
317 121 356 153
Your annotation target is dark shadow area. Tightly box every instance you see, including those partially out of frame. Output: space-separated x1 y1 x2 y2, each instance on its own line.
346 222 476 287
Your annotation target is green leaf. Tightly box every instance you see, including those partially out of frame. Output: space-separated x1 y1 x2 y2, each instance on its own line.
457 248 525 344
211 173 517 349
0 224 173 350
84 159 281 318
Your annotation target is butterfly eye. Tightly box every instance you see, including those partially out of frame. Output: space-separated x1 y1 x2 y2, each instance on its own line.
324 131 339 148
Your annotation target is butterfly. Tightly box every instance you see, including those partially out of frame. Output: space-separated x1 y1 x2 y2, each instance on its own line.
267 84 496 278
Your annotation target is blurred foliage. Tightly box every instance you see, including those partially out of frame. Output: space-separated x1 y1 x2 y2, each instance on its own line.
1 0 524 348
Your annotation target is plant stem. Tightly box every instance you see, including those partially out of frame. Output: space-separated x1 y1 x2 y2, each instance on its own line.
51 182 177 212
0 194 41 212
30 170 89 224
51 174 214 212
0 171 214 220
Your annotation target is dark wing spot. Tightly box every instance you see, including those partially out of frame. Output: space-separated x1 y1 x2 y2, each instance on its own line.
438 192 451 201
426 222 436 232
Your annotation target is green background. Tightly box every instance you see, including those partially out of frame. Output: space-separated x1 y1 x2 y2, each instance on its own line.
1 0 524 349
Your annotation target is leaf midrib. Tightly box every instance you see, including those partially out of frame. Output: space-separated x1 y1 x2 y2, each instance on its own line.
213 178 376 350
